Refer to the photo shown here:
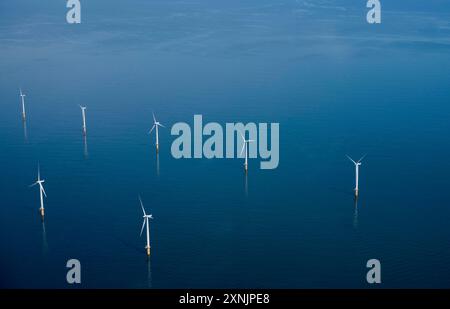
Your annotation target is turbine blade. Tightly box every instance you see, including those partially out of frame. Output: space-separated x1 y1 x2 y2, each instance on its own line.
346 155 356 165
29 182 37 187
37 164 40 181
240 132 245 142
240 143 246 156
140 219 146 236
149 124 155 134
139 195 146 216
158 123 165 128
41 184 47 198
248 139 255 142
152 112 156 123
358 154 367 163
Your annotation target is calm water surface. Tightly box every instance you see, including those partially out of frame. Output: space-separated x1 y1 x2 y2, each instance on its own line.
1 1 450 288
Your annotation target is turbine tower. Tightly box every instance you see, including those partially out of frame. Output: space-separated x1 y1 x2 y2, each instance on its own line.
139 196 153 256
79 105 87 135
30 165 47 219
149 113 165 152
19 88 26 120
240 133 255 173
346 154 366 198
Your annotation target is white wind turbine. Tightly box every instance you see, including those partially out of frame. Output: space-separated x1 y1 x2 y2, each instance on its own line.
30 165 47 218
79 105 87 135
240 132 255 173
19 88 26 120
139 196 153 256
149 112 165 152
346 154 366 198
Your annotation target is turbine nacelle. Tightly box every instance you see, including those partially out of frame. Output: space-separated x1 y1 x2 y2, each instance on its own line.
149 113 165 136
346 154 366 166
239 132 255 156
31 181 47 197
30 165 47 196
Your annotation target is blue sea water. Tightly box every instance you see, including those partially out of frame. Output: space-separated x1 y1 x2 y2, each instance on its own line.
1 0 450 288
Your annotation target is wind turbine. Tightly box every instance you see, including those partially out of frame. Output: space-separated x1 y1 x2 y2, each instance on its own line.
79 105 87 135
19 88 26 120
346 154 366 198
30 165 47 219
139 196 153 256
353 198 358 229
240 132 255 173
149 113 165 152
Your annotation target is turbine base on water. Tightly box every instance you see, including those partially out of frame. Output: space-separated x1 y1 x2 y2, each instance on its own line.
146 246 151 256
354 189 359 198
156 143 159 153
244 163 248 173
39 207 45 218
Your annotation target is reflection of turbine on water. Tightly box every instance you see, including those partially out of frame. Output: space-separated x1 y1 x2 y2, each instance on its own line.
42 221 48 255
83 135 89 159
146 258 152 288
244 173 248 197
353 198 358 229
156 153 160 177
22 119 28 143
